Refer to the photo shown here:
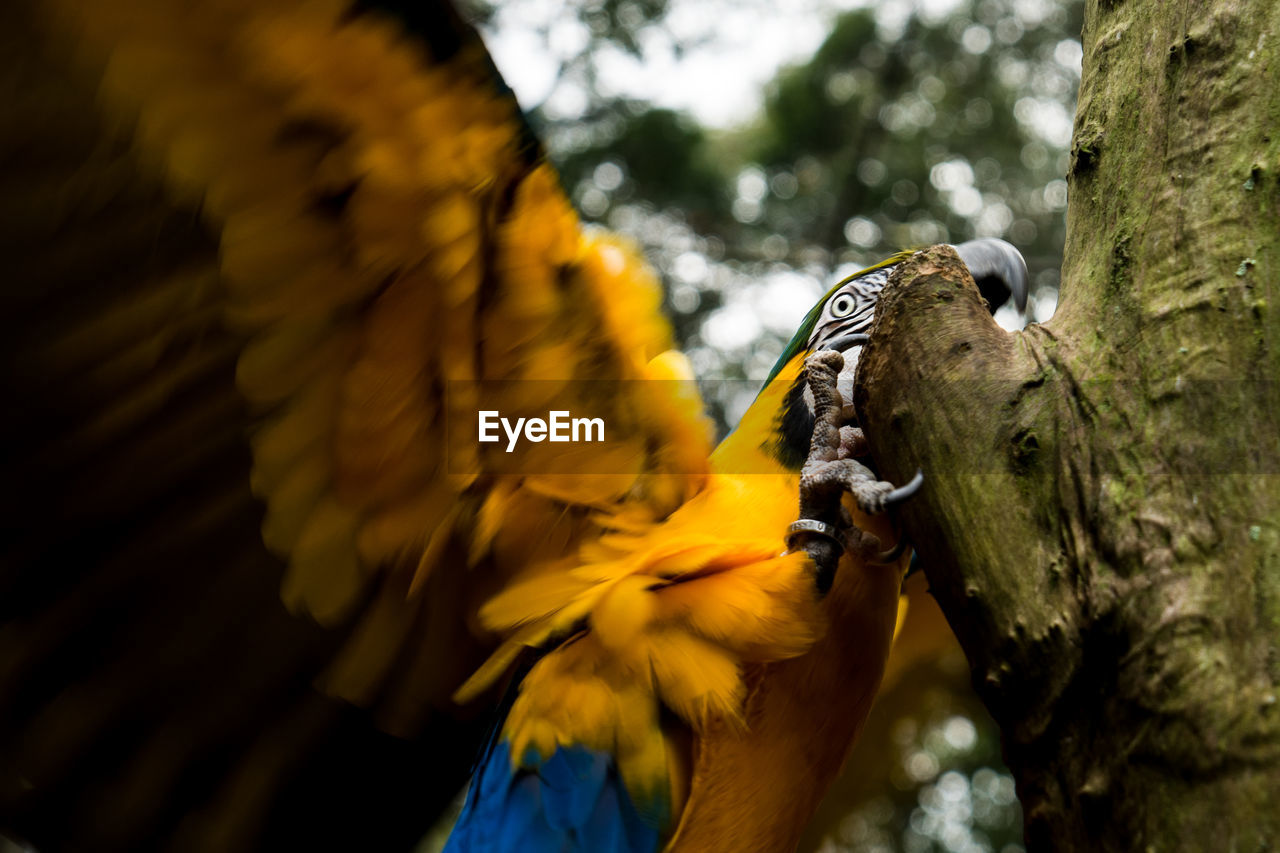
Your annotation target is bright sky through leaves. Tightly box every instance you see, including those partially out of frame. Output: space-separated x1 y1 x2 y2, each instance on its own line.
486 0 980 128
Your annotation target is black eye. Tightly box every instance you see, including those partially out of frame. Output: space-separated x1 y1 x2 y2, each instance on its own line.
829 293 857 318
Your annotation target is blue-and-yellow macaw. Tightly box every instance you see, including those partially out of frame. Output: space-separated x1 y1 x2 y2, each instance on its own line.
442 237 1024 853
0 0 1025 850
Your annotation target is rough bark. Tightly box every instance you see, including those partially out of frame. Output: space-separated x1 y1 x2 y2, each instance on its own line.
854 0 1280 848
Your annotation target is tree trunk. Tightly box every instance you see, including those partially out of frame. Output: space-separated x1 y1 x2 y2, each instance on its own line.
854 0 1280 848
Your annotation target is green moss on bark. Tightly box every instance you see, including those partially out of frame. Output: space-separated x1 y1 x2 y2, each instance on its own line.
855 0 1280 844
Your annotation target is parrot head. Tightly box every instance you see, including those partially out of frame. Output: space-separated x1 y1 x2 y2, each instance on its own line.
762 238 1029 469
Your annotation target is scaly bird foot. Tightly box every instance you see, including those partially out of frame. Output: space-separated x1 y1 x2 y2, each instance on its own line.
786 350 923 590
838 425 867 459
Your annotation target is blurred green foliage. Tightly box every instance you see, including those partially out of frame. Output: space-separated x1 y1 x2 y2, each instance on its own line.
558 108 729 224
498 0 1081 432
816 660 1027 853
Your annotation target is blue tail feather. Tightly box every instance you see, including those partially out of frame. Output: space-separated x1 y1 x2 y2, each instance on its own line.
579 777 631 853
444 737 663 853
539 748 609 830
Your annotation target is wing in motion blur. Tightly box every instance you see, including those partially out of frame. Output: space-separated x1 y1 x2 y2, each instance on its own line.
0 0 707 847
0 1 1025 851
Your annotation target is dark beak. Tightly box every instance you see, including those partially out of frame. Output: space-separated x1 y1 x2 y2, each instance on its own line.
951 238 1029 317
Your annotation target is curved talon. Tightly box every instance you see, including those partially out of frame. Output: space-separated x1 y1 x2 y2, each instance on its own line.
883 469 924 506
820 332 871 352
869 471 922 563
871 537 908 565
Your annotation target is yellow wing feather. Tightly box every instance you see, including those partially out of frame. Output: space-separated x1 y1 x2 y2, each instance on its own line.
31 1 903 840
46 0 713 609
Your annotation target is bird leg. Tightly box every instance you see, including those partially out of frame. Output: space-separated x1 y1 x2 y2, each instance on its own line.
786 350 922 592
839 425 869 458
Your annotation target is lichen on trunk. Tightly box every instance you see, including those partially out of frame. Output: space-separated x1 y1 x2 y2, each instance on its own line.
853 0 1280 846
